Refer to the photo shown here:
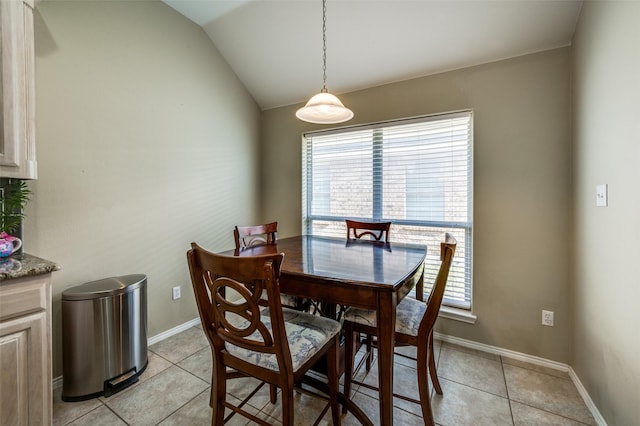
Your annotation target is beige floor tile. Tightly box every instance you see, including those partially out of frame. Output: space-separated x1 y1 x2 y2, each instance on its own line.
438 344 508 397
346 344 373 381
352 354 427 400
511 401 590 425
156 390 212 426
501 356 570 379
259 388 336 425
52 387 103 426
433 338 443 350
158 389 256 426
503 364 595 425
148 326 209 363
348 355 434 419
226 376 278 411
350 349 379 390
53 352 169 423
66 405 127 426
104 365 209 425
97 351 174 404
177 346 212 383
224 394 267 426
139 351 174 382
394 338 442 362
394 345 418 369
431 378 513 426
341 390 425 426
252 410 283 425
441 342 501 361
342 391 374 426
388 363 426 417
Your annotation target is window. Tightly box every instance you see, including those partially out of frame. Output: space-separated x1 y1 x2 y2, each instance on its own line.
302 111 473 309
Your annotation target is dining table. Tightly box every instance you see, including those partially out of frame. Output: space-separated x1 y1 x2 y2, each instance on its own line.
222 235 427 425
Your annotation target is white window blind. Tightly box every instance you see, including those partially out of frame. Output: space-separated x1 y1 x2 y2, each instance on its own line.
302 111 473 309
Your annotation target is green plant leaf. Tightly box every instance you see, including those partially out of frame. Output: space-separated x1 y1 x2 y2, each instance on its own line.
0 179 31 234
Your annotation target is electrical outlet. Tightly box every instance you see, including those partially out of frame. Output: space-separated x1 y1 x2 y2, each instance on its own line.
172 286 181 300
596 184 608 207
542 310 554 327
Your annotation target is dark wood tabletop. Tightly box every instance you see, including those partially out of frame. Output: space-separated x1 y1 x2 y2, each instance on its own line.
222 235 427 425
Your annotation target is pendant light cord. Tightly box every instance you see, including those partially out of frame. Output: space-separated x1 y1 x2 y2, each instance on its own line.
321 0 328 93
295 0 354 123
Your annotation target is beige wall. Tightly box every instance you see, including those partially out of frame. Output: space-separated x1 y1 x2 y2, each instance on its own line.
30 1 261 377
262 48 573 362
572 2 640 424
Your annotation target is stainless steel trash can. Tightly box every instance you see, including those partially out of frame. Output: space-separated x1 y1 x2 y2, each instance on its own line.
62 274 148 401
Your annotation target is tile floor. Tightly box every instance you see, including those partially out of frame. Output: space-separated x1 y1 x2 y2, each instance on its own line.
53 325 596 425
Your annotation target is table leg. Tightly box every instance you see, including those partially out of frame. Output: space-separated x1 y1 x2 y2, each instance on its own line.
377 291 397 426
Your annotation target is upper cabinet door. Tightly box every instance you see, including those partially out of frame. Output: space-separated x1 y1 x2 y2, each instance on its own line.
0 0 37 179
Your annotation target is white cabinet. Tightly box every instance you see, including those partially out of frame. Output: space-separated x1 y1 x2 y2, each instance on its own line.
0 0 37 179
0 273 52 425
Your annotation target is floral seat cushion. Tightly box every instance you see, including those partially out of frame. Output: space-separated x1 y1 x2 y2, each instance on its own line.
343 296 426 337
257 290 303 309
279 294 301 309
225 307 341 372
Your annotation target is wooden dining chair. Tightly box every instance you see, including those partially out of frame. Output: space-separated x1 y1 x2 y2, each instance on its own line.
342 233 457 425
187 243 342 426
345 219 393 371
234 221 278 250
234 222 306 311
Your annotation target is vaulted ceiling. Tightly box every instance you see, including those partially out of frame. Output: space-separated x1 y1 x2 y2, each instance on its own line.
163 0 583 110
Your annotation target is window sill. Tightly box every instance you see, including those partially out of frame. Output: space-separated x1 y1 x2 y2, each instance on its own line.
439 306 477 324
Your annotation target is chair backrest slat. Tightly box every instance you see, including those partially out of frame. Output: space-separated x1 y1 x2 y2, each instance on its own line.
234 221 278 250
345 219 391 243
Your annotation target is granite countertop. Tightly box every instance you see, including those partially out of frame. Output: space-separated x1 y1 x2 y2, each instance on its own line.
0 253 61 281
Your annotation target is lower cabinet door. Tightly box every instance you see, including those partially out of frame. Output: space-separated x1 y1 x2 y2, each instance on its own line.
0 311 49 425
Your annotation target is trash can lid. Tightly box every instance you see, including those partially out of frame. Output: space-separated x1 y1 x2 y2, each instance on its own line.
62 274 147 301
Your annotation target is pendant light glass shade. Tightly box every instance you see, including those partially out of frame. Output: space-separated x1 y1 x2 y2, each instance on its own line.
296 90 354 124
296 0 353 124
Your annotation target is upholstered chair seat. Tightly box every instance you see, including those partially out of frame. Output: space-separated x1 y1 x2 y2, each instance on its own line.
226 307 342 372
343 296 425 338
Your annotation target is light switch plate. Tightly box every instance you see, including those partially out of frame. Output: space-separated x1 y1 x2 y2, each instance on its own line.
596 184 608 207
172 286 181 300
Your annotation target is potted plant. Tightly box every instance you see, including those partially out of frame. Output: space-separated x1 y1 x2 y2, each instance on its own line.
0 179 31 257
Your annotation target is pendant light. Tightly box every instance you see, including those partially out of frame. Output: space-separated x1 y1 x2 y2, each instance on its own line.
296 0 353 124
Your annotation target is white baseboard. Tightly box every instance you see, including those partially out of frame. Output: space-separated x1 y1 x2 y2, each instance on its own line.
147 317 201 346
52 317 201 390
568 367 608 426
433 332 570 372
433 332 607 426
52 375 63 390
